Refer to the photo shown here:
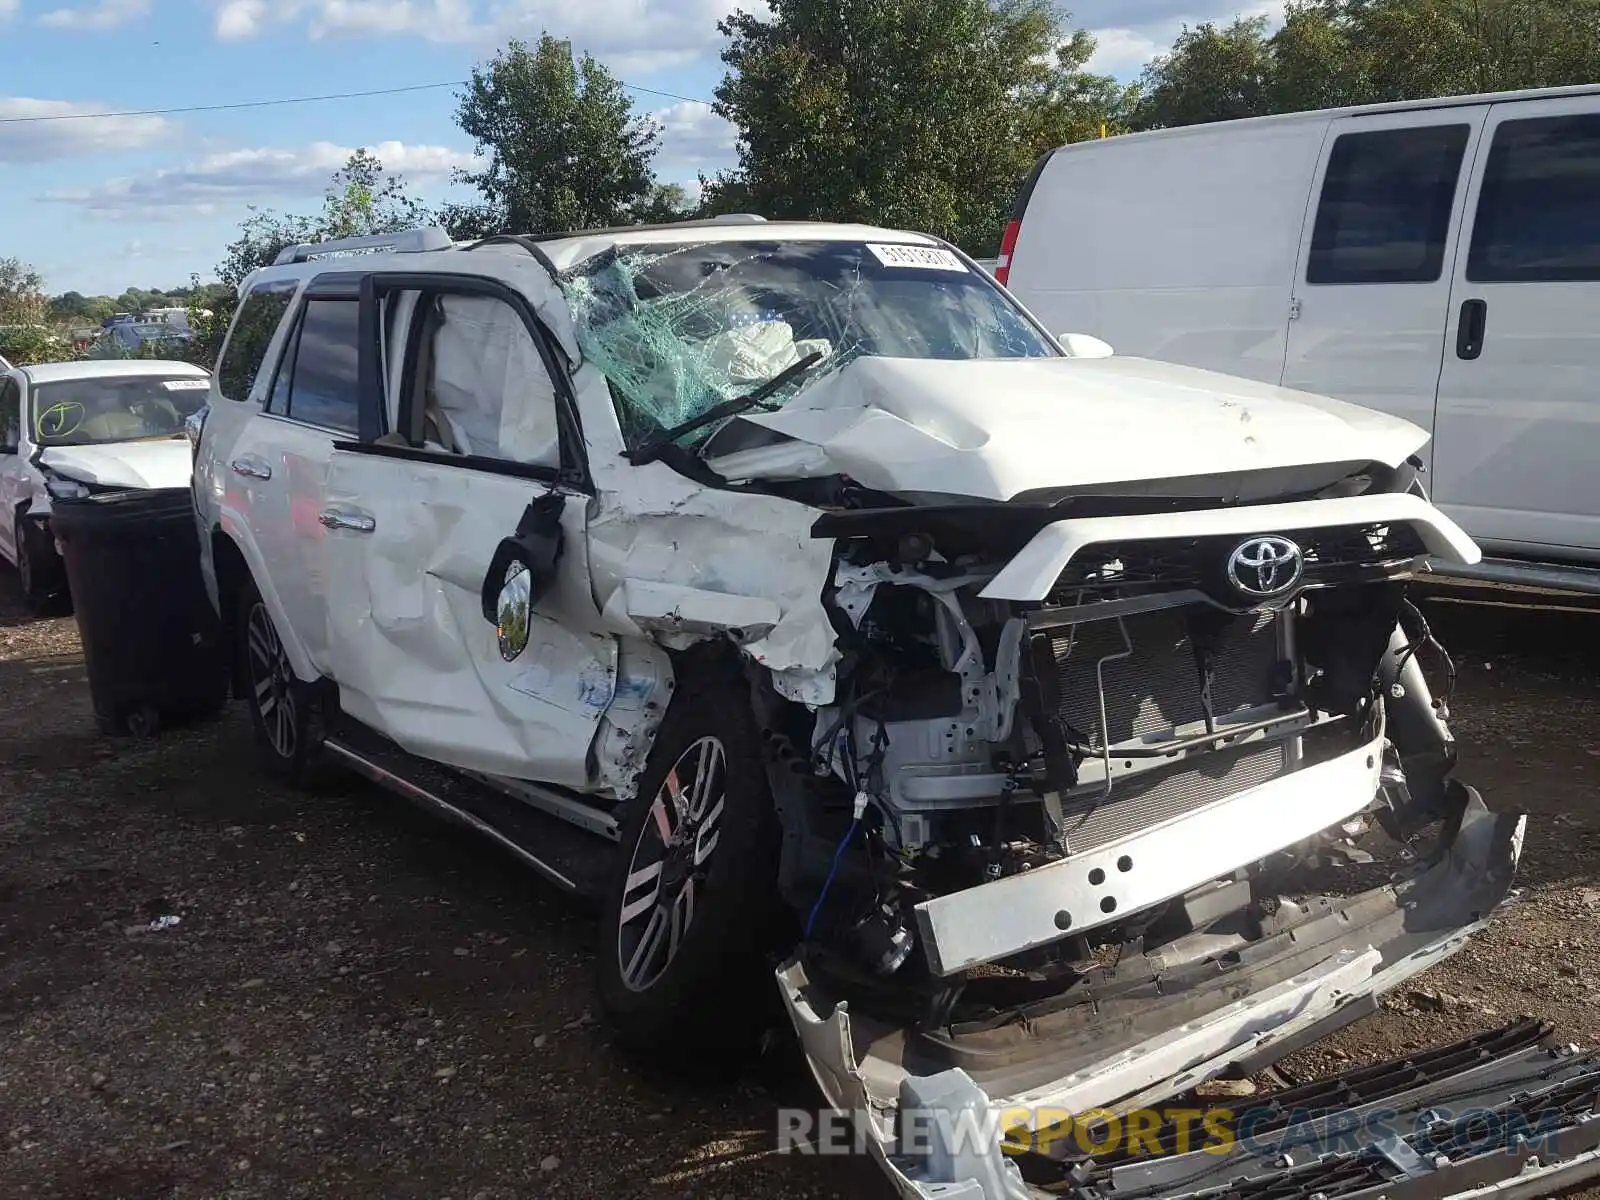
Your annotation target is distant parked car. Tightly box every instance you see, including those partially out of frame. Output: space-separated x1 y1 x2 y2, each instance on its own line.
0 359 210 612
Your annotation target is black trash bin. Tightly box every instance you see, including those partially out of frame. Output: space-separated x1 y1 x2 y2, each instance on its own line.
51 486 229 737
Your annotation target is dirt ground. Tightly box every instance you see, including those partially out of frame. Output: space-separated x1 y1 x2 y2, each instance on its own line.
3 571 1599 1200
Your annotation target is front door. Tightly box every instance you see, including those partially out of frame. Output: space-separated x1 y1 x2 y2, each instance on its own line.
1281 108 1486 474
1431 95 1600 559
0 375 25 563
322 278 610 788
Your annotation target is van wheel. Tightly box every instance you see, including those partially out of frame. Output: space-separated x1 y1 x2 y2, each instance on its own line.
596 667 782 1060
238 578 326 786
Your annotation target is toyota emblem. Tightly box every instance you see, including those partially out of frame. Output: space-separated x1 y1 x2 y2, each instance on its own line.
1227 535 1304 598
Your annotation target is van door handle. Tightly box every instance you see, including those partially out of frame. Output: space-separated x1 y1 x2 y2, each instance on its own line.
1456 298 1487 360
230 456 272 480
319 506 376 533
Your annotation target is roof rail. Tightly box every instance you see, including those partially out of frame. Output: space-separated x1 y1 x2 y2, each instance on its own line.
478 213 770 248
272 226 454 266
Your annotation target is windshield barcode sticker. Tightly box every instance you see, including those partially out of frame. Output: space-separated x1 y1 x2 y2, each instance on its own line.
866 244 969 272
162 379 210 390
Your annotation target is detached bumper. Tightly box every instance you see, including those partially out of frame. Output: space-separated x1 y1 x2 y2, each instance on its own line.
776 793 1548 1200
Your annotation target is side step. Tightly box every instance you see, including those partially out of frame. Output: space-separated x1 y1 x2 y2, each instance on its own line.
321 723 616 902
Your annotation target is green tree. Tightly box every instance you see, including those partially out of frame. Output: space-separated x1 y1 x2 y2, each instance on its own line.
1133 15 1278 129
706 0 1127 257
1133 0 1600 130
49 291 117 324
0 258 49 327
453 35 662 234
186 148 435 368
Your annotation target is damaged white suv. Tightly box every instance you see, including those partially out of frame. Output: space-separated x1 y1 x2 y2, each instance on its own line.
193 219 1581 1200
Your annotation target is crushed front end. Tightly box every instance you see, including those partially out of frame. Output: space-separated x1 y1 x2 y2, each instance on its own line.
763 484 1555 1199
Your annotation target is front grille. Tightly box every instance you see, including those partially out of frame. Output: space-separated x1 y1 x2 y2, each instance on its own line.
1043 607 1291 853
1051 521 1427 600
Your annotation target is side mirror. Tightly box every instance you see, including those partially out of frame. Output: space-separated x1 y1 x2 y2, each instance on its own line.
1057 333 1115 359
480 491 565 657
495 562 533 662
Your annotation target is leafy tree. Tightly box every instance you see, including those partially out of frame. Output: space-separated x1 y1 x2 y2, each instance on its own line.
634 181 696 224
0 257 49 327
1133 0 1600 130
185 148 436 368
706 0 1128 257
49 291 118 324
1133 15 1277 129
453 35 662 234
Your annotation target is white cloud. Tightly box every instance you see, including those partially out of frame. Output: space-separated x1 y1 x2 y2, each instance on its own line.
46 139 478 216
649 100 737 171
0 0 16 18
39 0 150 29
0 97 173 162
1085 3 1284 79
212 0 742 73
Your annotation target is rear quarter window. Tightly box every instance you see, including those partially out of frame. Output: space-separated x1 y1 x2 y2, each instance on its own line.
217 280 299 403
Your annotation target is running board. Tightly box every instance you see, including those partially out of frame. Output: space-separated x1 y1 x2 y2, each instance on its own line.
321 732 615 901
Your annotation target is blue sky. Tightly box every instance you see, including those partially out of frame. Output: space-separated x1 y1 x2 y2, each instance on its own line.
1 0 1273 296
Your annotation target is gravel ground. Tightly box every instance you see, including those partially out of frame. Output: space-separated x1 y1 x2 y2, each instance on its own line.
3 569 1599 1200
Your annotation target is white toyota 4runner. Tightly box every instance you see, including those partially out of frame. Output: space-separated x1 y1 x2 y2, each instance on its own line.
191 218 1591 1200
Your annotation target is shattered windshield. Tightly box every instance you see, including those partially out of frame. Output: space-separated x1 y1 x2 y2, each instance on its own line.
560 239 1059 450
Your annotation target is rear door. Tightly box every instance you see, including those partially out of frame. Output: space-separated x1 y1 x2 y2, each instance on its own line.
321 273 611 788
1281 108 1485 470
225 278 363 677
1432 95 1600 558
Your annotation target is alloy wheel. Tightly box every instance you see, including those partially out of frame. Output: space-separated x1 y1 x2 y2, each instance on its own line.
246 601 297 760
615 736 727 994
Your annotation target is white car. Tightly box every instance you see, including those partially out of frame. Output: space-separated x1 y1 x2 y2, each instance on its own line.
0 359 211 612
191 219 1591 1200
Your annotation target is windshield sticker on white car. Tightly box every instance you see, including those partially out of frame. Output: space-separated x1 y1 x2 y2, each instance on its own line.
162 379 210 390
866 244 969 272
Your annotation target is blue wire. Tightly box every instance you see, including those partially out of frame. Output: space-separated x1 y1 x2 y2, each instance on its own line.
804 817 860 941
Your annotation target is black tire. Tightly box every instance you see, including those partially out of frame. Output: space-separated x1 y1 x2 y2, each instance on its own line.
13 512 67 617
237 577 326 786
597 665 783 1060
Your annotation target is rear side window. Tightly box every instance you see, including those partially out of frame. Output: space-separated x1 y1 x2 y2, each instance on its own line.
218 280 297 402
273 298 362 435
1307 125 1470 285
1468 114 1600 283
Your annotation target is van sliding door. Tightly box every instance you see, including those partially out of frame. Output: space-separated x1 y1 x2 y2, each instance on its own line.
1432 96 1600 559
1281 108 1485 478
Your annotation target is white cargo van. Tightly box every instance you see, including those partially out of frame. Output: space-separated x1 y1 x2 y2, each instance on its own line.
1001 84 1600 593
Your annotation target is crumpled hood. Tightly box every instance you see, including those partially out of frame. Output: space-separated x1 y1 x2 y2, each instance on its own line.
39 438 193 490
719 355 1430 501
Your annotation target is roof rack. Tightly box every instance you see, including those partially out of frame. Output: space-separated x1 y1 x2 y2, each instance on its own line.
487 213 769 246
272 226 454 266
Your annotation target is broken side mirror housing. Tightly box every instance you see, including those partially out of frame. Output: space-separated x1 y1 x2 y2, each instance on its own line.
480 491 565 659
1057 333 1115 359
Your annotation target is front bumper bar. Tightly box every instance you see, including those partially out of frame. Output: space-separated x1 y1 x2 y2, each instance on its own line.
914 723 1386 975
776 793 1542 1200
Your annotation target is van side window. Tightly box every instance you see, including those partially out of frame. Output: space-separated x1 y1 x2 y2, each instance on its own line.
1468 114 1600 283
406 294 561 470
217 280 298 402
1307 125 1470 285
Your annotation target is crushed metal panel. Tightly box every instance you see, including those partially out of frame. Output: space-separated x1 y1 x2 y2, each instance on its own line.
322 453 610 788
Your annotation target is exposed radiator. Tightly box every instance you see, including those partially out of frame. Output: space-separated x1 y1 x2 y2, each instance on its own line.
1047 607 1291 852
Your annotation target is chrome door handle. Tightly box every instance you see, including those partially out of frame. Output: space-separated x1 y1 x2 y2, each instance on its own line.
230 457 272 480
318 507 376 533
